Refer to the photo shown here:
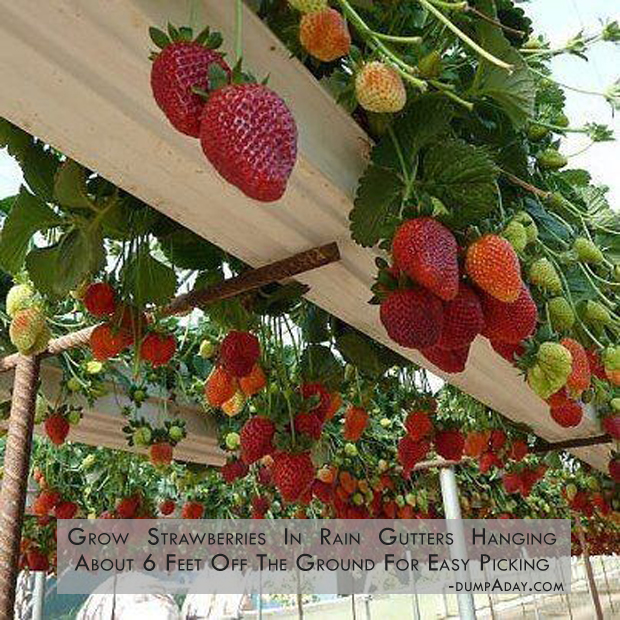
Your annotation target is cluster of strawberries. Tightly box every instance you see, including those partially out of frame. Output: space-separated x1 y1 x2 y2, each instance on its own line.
464 429 528 473
502 465 548 498
84 282 176 367
564 484 612 518
149 24 297 202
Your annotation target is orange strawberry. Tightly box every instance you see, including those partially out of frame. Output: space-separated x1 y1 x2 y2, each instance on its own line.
466 234 522 302
404 411 433 441
221 390 246 417
204 366 237 407
560 337 591 397
343 406 369 441
464 430 491 458
239 364 267 396
355 61 406 113
324 392 342 421
149 442 173 466
299 8 351 62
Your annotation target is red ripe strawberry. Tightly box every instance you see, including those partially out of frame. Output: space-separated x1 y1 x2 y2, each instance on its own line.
503 472 522 495
200 84 297 202
272 451 315 503
54 501 78 520
343 406 369 441
481 285 537 344
26 549 49 572
257 465 273 486
301 383 331 421
479 452 503 474
560 338 591 397
83 282 116 317
221 457 249 483
181 501 204 519
489 429 507 451
609 457 620 483
149 442 173 466
434 429 465 461
159 499 176 516
116 495 140 519
490 339 524 363
420 344 469 374
150 32 231 137
466 234 522 302
251 495 271 517
116 305 149 344
509 439 528 462
546 387 571 409
312 480 334 505
44 414 70 446
294 412 323 440
398 437 430 476
438 283 485 349
219 331 261 378
550 401 583 428
140 332 176 367
591 492 610 516
299 8 351 62
205 366 237 407
464 430 491 458
585 349 606 380
392 218 459 301
602 415 620 440
380 288 444 349
240 416 275 464
404 411 433 441
90 323 132 361
38 490 61 513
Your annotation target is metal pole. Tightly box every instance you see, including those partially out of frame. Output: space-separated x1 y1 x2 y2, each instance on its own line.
599 556 614 614
0 355 41 618
575 518 603 620
439 467 476 620
31 571 45 620
407 550 421 620
351 593 357 620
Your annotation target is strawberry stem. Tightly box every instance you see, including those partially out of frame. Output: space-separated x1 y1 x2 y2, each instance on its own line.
235 0 243 63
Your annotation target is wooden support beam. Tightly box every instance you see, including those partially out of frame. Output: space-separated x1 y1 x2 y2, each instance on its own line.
531 434 612 454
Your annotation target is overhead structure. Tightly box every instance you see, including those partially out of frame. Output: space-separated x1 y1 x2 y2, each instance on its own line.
0 1 610 472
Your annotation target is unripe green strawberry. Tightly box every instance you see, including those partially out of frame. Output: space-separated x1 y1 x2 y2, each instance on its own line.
9 308 46 354
380 418 391 428
6 284 35 318
603 346 620 371
537 148 567 170
81 454 96 470
344 442 358 456
553 113 570 128
417 50 442 78
611 398 620 412
528 258 562 294
502 221 527 253
584 301 612 325
225 432 240 450
24 324 51 356
573 238 604 264
169 426 184 442
513 212 538 243
527 342 572 400
288 0 328 12
527 124 549 141
548 297 575 331
85 361 103 374
133 426 152 447
355 61 406 114
67 410 82 426
67 377 82 392
199 339 216 359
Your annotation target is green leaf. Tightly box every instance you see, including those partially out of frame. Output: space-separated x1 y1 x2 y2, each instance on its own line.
0 119 32 160
300 305 331 344
349 165 403 248
253 282 309 316
208 64 229 91
0 188 62 273
54 160 95 211
335 330 392 378
419 138 500 228
0 195 17 215
158 229 223 270
21 143 60 202
299 345 344 392
121 250 177 307
149 27 171 50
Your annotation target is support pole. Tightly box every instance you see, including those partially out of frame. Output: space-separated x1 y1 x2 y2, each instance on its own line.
0 355 41 618
31 571 45 620
575 518 603 620
439 467 476 620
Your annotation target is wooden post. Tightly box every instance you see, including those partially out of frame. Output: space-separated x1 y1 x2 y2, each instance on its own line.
0 355 41 618
575 517 603 620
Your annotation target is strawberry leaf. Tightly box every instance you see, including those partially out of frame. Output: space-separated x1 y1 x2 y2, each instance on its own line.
299 345 344 392
54 160 96 212
121 250 177 307
149 27 170 50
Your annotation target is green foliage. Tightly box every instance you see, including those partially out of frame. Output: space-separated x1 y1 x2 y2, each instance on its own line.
121 249 177 306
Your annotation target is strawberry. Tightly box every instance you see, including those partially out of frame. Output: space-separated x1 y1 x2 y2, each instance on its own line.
288 0 328 12
116 495 140 519
398 437 430 476
115 305 149 344
528 258 562 294
301 383 332 421
546 387 571 409
355 61 406 114
609 457 620 483
251 495 271 518
420 344 469 374
547 297 575 332
272 451 315 503
140 332 176 367
221 457 249 483
10 308 47 354
481 284 537 344
37 490 61 513
219 331 261 378
464 430 491 458
239 364 267 396
240 416 275 464
380 288 444 349
44 414 70 446
550 401 583 428
404 411 433 441
489 429 507 451
181 501 204 519
490 339 524 363
149 442 173 466
325 392 342 421
205 366 237 407
83 282 116 317
437 283 485 350
159 499 176 516
560 337 591 397
392 218 459 301
150 28 231 137
6 284 35 318
586 349 606 380
526 342 573 400
54 501 78 520
294 411 323 440
90 323 132 361
312 480 334 504
299 8 351 62
573 238 604 264
602 415 620 440
343 407 369 441
465 235 522 303
26 549 49 572
503 472 522 495
479 452 503 474
509 439 528 462
434 429 464 461
200 84 297 202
